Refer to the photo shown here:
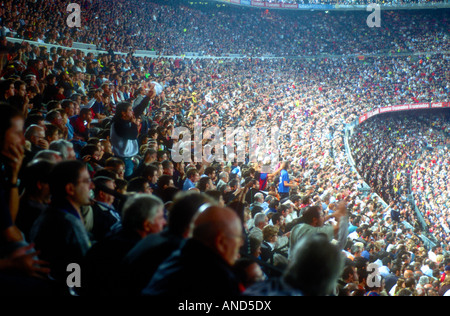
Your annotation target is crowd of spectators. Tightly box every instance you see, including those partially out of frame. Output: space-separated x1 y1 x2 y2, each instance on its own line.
349 112 450 296
350 113 447 203
412 148 450 241
409 114 450 244
350 111 450 247
350 113 450 241
0 1 449 297
1 0 449 56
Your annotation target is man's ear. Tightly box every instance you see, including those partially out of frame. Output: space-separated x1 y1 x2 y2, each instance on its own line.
142 219 151 232
142 218 156 234
65 182 75 197
215 233 227 257
98 190 106 201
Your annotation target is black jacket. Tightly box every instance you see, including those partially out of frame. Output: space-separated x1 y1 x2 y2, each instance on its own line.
142 238 241 297
119 229 184 296
90 201 122 243
260 240 274 264
81 228 142 296
30 201 92 283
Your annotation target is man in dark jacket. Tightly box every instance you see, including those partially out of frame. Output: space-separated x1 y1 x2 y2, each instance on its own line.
30 160 93 286
90 176 122 242
142 205 244 297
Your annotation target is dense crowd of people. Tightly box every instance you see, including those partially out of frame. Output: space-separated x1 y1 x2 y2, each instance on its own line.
348 112 450 296
409 114 450 244
350 112 450 243
0 0 449 297
1 0 449 56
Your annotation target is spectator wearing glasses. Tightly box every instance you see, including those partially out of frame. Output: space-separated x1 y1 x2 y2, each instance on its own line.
30 160 93 286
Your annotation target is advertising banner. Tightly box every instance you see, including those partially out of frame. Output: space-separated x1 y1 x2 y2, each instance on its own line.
391 104 410 112
379 106 392 114
251 0 266 7
367 108 379 119
359 114 367 124
297 4 334 9
408 103 430 110
281 3 298 9
266 2 281 8
430 102 448 108
356 102 450 125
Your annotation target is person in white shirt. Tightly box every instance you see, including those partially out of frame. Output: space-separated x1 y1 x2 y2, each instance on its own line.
428 246 440 263
378 257 392 278
284 201 298 224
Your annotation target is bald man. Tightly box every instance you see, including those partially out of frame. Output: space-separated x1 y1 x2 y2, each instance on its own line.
142 206 244 296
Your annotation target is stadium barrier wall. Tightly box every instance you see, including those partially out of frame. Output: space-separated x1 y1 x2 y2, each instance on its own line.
6 37 116 57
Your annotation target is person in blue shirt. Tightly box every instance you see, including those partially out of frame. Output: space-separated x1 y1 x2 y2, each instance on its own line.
182 168 200 191
61 99 76 140
231 162 242 178
91 88 107 120
278 161 297 200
